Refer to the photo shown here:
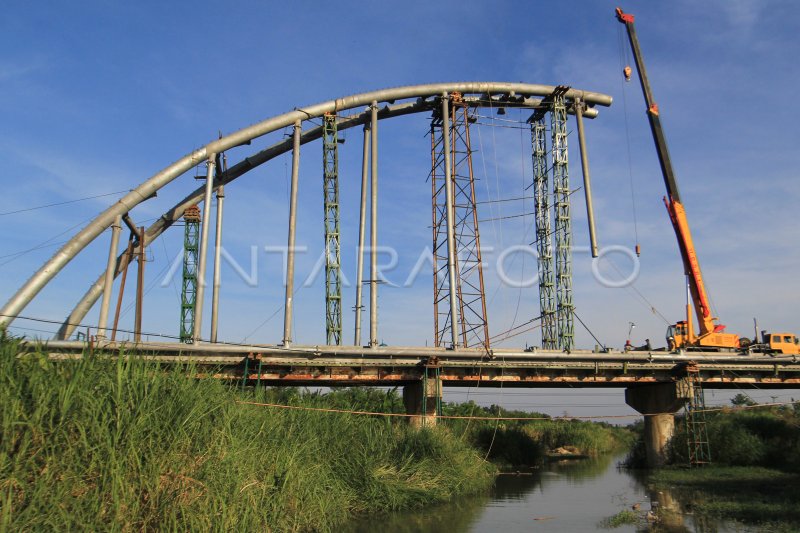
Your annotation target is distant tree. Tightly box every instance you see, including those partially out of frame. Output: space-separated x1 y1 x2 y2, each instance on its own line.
731 393 757 407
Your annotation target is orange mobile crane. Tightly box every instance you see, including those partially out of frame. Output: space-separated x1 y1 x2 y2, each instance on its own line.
615 8 741 351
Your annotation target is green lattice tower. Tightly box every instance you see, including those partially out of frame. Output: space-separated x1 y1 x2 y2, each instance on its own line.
180 205 201 343
323 113 342 345
551 90 574 351
531 116 557 349
684 371 712 466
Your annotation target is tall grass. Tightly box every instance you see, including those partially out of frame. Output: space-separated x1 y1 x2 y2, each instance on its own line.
0 338 493 531
669 406 800 471
442 401 635 468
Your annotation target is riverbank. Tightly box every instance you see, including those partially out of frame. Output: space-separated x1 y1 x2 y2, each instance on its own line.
0 338 493 531
0 336 636 531
649 467 800 531
641 401 800 530
442 401 636 469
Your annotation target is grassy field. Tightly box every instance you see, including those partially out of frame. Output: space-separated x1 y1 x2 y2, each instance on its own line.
0 337 494 531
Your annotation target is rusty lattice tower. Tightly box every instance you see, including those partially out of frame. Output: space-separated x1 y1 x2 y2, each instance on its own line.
430 93 489 350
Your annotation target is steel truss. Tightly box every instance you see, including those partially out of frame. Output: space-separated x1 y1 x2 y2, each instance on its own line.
531 117 558 349
180 205 201 343
323 113 343 345
430 94 490 350
551 90 575 351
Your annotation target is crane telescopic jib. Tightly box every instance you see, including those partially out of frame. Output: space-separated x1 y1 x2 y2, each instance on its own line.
615 7 740 351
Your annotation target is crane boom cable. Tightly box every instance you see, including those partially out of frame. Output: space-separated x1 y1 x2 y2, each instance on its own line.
618 22 640 250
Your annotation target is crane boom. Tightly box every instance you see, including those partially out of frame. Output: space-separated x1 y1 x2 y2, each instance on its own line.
616 7 739 349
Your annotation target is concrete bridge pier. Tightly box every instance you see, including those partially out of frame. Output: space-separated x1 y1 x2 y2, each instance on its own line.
403 372 442 427
625 380 692 467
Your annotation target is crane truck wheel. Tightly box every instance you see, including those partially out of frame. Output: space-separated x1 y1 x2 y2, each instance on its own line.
738 337 751 354
739 337 751 348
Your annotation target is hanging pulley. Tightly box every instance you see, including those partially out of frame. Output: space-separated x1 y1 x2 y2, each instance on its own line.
623 65 632 82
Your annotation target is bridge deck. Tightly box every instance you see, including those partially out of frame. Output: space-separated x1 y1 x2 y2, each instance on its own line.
23 340 800 389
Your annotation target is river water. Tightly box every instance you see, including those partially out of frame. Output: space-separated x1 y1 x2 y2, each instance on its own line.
345 454 751 532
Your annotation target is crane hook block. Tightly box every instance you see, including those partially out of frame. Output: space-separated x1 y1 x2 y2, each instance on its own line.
635 244 641 257
623 65 632 81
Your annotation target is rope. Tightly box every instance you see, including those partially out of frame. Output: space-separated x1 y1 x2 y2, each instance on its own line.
573 310 607 350
0 214 97 266
0 190 131 216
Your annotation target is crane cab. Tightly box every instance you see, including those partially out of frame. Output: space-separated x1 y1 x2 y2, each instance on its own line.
765 333 800 355
666 322 688 351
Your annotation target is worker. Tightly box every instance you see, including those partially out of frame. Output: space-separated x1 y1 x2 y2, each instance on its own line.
645 338 652 351
624 339 632 352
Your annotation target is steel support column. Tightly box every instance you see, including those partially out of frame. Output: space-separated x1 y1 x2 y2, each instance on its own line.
283 121 302 347
354 124 369 346
369 102 378 347
193 156 216 343
551 91 574 351
322 113 342 345
574 98 599 258
210 176 225 343
134 226 145 343
111 233 134 342
441 94 460 348
97 215 122 339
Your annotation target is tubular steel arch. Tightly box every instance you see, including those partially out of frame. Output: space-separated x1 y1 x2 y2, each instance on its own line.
0 82 612 340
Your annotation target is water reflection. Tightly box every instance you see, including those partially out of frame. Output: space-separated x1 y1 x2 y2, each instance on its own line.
343 493 489 533
345 456 748 532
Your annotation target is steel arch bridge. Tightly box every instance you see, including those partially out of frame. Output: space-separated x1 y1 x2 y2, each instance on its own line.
0 82 612 344
6 82 800 466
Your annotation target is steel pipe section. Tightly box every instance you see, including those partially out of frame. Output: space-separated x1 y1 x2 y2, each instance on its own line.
6 82 610 339
26 339 800 368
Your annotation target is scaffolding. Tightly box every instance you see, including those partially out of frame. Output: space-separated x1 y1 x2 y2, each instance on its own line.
323 113 343 345
430 94 490 350
180 205 201 343
551 90 575 351
684 367 712 466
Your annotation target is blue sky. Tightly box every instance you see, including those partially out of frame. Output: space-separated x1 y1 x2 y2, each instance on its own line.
2 1 799 416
